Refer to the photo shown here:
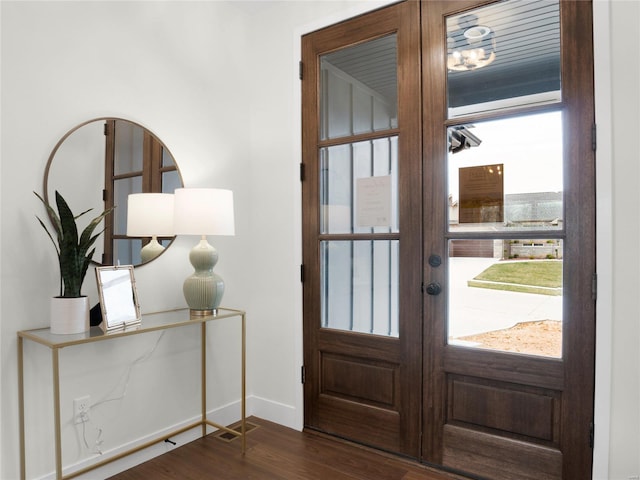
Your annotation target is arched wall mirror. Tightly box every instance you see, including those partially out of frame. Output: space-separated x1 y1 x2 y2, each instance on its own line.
43 118 183 267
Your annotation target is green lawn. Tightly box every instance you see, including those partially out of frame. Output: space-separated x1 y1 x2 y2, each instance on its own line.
468 260 563 296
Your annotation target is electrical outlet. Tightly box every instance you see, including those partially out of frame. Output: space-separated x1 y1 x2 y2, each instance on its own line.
73 395 90 424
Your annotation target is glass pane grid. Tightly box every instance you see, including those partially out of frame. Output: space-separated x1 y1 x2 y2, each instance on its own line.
446 109 564 359
318 32 401 338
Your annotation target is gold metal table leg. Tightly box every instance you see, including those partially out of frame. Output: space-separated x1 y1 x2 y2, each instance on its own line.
18 337 26 480
53 347 62 479
241 312 246 454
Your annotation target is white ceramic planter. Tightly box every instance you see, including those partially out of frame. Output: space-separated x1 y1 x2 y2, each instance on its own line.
50 296 90 334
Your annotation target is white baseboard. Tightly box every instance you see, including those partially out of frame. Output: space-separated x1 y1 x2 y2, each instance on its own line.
35 397 278 480
248 394 302 431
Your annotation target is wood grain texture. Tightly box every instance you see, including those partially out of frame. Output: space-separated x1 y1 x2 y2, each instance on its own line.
321 352 398 406
442 425 562 480
449 378 558 442
443 425 564 480
108 417 468 480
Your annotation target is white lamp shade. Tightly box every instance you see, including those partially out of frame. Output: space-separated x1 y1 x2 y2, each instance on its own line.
173 188 235 236
126 193 175 237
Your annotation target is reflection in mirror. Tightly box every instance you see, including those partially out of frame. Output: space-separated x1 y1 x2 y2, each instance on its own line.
127 193 175 263
44 118 182 267
95 265 141 332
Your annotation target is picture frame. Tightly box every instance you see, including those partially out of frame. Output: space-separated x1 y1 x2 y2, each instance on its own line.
95 265 141 332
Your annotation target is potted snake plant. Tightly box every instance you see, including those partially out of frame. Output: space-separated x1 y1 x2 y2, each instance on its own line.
35 191 113 334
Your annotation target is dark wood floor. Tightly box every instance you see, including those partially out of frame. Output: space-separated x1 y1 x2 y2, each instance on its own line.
108 417 468 480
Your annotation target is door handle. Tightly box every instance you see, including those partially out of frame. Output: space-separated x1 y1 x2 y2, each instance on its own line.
425 282 442 296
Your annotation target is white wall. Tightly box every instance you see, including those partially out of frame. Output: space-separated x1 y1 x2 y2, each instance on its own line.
233 0 391 430
0 0 637 479
605 1 640 478
0 2 254 478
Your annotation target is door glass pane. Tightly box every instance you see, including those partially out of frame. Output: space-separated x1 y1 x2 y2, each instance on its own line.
162 147 176 167
321 137 398 234
162 169 182 194
447 239 563 358
114 119 143 175
321 240 399 337
114 238 141 266
320 34 398 140
448 111 563 233
114 176 142 235
447 0 561 118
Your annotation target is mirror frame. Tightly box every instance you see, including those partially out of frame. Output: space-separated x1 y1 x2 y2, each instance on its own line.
43 117 183 267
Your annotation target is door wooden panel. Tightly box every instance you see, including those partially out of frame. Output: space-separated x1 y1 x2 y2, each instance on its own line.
321 353 398 407
442 425 563 480
448 376 561 442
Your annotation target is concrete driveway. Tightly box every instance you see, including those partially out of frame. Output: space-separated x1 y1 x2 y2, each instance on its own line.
447 257 563 339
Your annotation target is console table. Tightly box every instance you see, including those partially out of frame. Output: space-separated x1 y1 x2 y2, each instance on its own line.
17 307 246 480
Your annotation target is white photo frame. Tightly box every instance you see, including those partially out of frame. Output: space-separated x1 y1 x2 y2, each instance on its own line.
95 265 141 332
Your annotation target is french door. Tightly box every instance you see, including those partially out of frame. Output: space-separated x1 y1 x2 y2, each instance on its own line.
302 1 423 455
301 1 595 479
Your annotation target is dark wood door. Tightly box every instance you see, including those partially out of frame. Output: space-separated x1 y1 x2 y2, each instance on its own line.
421 1 595 479
302 1 595 478
301 1 423 457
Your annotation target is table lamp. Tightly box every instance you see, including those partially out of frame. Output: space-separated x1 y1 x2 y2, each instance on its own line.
126 193 175 263
173 188 235 315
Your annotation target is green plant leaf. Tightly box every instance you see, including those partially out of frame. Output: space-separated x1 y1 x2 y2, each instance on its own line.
35 216 60 257
56 192 83 297
34 192 62 239
79 209 113 251
35 190 113 298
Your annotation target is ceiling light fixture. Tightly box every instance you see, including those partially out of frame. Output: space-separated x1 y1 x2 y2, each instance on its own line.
447 14 496 71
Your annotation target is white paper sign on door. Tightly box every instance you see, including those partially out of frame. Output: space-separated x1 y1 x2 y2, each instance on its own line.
356 175 392 227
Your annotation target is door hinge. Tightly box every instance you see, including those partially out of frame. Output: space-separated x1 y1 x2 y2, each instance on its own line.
301 365 306 384
300 264 305 283
300 163 305 182
102 189 108 201
589 422 594 448
592 273 597 301
299 60 303 80
592 123 597 151
104 122 109 136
